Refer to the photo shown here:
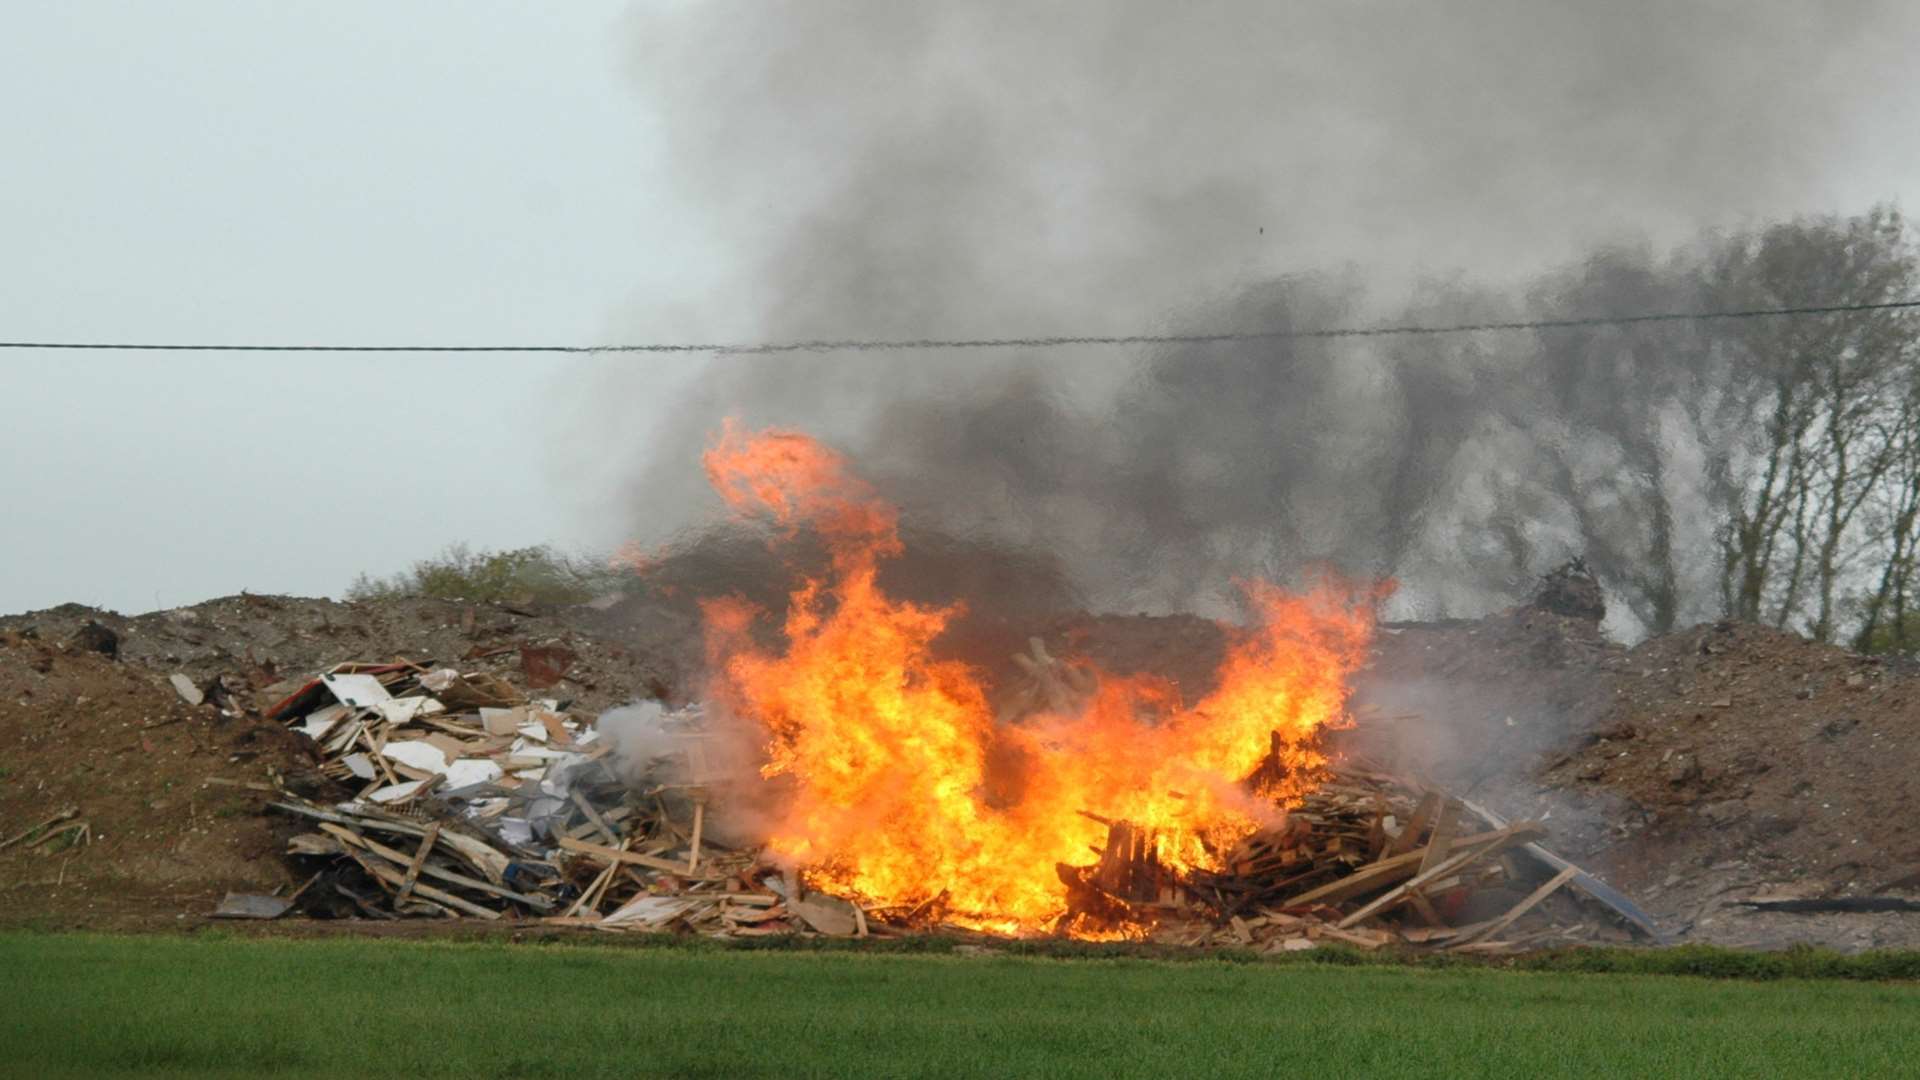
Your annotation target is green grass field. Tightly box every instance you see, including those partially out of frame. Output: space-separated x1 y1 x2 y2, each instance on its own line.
2 932 1916 1079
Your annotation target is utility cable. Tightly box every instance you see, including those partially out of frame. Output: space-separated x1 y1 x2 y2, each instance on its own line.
3 298 1917 355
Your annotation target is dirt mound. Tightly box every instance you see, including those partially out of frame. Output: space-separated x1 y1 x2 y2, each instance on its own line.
0 593 673 714
0 632 314 926
1544 621 1920 948
0 593 681 929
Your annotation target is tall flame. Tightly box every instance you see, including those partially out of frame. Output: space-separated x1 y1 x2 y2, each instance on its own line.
700 420 1376 932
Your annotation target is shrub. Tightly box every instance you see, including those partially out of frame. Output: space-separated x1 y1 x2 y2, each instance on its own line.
346 543 632 607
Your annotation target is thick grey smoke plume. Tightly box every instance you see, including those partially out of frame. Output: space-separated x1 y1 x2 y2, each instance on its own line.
590 1 1918 629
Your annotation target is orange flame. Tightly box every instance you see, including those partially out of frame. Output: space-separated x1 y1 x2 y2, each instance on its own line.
699 420 1376 933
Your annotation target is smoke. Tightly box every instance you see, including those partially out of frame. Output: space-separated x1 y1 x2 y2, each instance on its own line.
597 699 782 849
580 0 1918 625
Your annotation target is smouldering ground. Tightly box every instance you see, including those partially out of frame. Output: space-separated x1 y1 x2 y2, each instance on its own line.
3 934 1917 1078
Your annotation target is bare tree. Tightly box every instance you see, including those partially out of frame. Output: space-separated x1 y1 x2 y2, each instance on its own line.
1524 245 1719 635
1704 208 1919 640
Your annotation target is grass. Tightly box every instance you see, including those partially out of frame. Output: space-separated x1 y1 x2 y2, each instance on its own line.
2 933 1918 1078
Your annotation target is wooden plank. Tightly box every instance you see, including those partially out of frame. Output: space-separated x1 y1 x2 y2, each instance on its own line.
1416 801 1459 878
1455 798 1669 944
687 799 705 874
317 823 552 910
202 777 279 793
1404 887 1445 927
1336 824 1543 929
573 861 619 917
394 822 441 905
369 864 501 920
557 835 727 879
1400 917 1499 944
1452 866 1580 948
1312 925 1392 949
569 790 617 846
1385 791 1439 858
269 801 508 882
1285 821 1544 908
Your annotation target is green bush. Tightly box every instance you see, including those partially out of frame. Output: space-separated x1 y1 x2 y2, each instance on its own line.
346 543 632 607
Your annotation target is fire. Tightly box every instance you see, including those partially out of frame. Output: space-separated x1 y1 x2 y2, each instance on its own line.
698 420 1376 933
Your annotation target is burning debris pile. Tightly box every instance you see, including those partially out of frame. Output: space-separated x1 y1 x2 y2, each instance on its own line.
213 422 1661 951
238 652 1654 949
1104 770 1662 951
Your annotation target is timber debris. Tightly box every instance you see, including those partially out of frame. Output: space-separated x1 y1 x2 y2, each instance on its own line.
245 656 1656 950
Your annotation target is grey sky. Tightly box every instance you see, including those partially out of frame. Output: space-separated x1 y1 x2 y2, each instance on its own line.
2 3 711 613
6 3 1920 615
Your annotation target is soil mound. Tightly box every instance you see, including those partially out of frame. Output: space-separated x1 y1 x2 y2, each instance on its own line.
1544 621 1920 948
0 632 311 926
0 593 673 713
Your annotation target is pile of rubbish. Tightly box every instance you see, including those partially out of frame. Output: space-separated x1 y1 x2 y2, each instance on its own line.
220 657 1664 949
1102 770 1665 953
232 660 813 933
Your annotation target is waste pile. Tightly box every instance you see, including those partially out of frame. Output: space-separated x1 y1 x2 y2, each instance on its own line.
226 657 1663 950
235 660 786 931
1108 769 1665 952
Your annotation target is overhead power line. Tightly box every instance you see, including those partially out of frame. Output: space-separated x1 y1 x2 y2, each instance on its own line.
3 298 1918 356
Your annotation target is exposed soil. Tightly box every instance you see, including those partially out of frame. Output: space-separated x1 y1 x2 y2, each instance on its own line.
0 594 675 714
1542 621 1920 950
6 584 1920 951
0 632 309 925
0 594 674 928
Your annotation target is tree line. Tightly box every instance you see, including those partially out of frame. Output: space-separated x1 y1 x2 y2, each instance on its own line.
1231 205 1920 647
917 204 1920 647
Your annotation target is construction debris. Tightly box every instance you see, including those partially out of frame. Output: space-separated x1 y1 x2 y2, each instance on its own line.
212 893 294 919
1085 769 1647 953
1737 897 1920 914
259 658 783 932
169 673 204 706
244 655 1657 950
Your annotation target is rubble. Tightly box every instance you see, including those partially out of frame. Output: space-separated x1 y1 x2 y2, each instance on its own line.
249 654 1655 950
1074 769 1651 953
258 658 775 930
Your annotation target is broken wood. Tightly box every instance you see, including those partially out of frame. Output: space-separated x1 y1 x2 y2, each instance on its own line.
316 823 552 910
1415 799 1459 878
1286 821 1545 908
1452 866 1580 947
557 835 726 879
1336 823 1545 928
0 807 79 850
1390 787 1436 853
394 822 441 905
1737 896 1920 914
1456 798 1668 943
569 790 617 846
688 798 705 874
